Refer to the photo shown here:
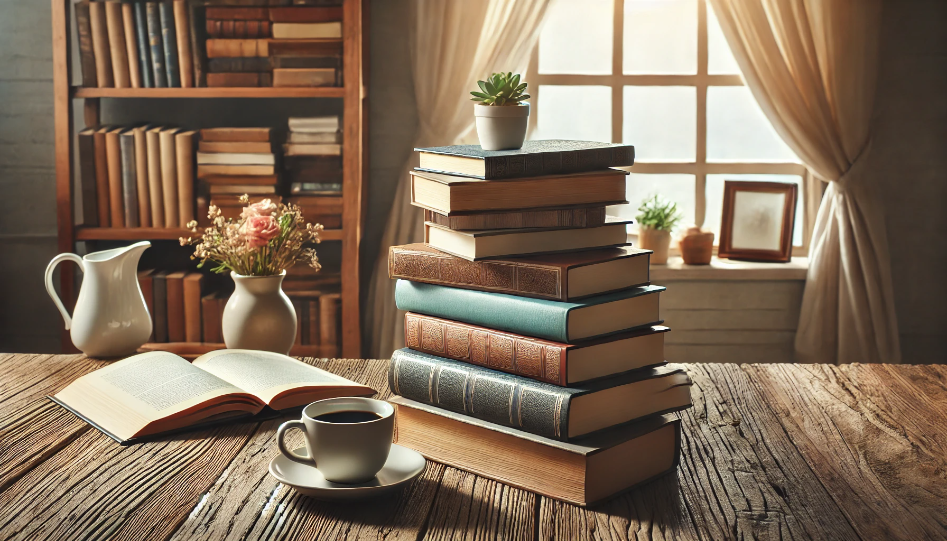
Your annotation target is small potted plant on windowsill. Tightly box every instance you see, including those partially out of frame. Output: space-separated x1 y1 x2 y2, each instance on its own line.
470 72 530 151
636 194 682 265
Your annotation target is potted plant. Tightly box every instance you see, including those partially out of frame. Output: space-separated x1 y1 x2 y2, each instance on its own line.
470 72 530 150
635 195 682 265
181 196 323 354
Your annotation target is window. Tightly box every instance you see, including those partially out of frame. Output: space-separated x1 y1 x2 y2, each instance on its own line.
527 0 809 253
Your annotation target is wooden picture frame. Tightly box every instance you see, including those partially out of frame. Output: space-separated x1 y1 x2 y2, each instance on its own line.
718 181 797 263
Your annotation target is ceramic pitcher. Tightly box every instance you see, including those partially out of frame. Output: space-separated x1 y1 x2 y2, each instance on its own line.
45 241 152 358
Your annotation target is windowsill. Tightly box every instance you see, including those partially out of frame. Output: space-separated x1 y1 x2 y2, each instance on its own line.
650 256 809 281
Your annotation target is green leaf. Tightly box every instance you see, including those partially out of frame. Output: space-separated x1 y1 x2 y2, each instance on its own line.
496 96 506 105
518 94 530 100
484 80 496 95
511 74 520 89
515 83 527 92
470 91 490 99
478 80 488 93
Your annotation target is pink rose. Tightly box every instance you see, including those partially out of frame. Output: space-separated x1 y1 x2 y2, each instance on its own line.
243 215 280 248
241 199 277 219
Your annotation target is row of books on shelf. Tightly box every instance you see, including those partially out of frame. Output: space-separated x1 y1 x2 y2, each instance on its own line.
75 1 344 89
385 140 693 506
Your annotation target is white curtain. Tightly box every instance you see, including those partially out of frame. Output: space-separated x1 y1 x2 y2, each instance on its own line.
709 0 900 363
365 0 551 358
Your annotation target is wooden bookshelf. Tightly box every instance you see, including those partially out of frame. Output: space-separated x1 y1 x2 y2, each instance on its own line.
51 0 367 358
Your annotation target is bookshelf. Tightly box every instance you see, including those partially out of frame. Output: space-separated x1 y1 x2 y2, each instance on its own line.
51 0 368 358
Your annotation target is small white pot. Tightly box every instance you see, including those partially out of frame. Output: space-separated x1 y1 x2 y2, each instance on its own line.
474 103 529 151
222 271 297 355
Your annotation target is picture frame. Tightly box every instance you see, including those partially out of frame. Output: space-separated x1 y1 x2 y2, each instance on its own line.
717 181 797 263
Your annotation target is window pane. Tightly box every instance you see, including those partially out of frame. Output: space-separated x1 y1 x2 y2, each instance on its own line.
533 85 612 141
539 0 613 75
707 86 800 162
705 174 803 247
707 2 741 75
610 173 696 235
623 86 696 161
623 0 697 74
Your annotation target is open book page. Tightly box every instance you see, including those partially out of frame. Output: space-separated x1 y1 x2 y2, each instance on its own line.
192 349 375 409
54 351 263 441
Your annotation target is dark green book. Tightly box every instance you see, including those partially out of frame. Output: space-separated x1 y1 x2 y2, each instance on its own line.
133 2 153 88
394 280 664 343
415 140 636 180
146 3 167 87
119 130 139 228
77 128 98 226
158 1 180 87
389 349 691 441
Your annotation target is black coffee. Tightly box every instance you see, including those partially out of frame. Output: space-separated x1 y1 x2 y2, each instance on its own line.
314 410 382 424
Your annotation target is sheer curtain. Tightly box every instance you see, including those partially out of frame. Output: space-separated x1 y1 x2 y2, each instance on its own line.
365 0 551 358
709 0 900 363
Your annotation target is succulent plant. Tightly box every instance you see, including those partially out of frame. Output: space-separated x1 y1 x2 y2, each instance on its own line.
636 194 683 232
470 72 529 106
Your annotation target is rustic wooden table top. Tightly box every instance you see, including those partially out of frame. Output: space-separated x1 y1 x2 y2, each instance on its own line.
0 354 944 541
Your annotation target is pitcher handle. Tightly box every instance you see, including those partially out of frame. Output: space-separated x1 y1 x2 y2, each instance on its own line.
45 253 84 330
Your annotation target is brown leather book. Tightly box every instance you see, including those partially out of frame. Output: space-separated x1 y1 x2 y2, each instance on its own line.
197 164 275 177
75 2 98 87
198 141 272 154
200 174 278 186
268 38 341 57
205 7 269 20
268 7 342 23
183 273 203 343
405 312 669 386
206 72 269 87
104 1 131 88
308 299 320 346
173 1 194 87
388 244 651 301
121 3 142 87
145 126 165 227
88 1 114 87
200 127 271 142
132 126 152 227
93 127 111 225
175 130 197 227
159 127 181 228
423 206 609 231
165 271 187 342
201 292 222 343
205 39 268 58
272 68 335 87
105 127 126 227
319 292 340 356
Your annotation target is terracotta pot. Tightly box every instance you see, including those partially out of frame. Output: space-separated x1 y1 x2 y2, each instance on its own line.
638 227 671 265
222 271 297 355
679 227 714 265
474 103 529 150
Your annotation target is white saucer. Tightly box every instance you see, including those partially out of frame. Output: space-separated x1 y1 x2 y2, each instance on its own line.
268 443 426 500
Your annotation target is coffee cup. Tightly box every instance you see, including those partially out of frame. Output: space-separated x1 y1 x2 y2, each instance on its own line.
276 397 395 483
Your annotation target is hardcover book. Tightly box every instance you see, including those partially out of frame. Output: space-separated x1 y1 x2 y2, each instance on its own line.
183 273 203 343
89 1 114 87
105 127 127 227
119 130 139 228
158 1 180 87
404 313 668 386
392 397 681 507
159 127 181 227
201 292 222 343
416 140 635 180
272 68 337 87
394 280 664 343
93 127 111 225
423 205 611 231
200 127 272 142
268 6 342 22
121 3 142 88
172 0 194 87
133 2 153 88
145 126 166 227
271 22 341 39
165 271 186 342
197 152 275 165
187 0 207 86
388 349 691 441
175 130 197 227
104 0 131 88
267 38 341 57
199 141 273 153
133 125 153 227
145 2 167 87
75 2 97 87
77 128 98 226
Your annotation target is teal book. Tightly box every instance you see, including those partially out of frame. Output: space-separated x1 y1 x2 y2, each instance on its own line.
389 348 691 441
394 280 664 343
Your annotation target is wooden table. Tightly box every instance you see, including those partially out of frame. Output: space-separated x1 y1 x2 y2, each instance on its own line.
1 354 944 540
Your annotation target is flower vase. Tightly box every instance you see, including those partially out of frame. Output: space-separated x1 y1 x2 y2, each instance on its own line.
222 271 296 355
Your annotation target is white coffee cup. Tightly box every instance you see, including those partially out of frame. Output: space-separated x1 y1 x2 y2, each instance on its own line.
276 397 395 484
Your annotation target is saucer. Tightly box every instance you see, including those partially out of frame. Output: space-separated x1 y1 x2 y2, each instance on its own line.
268 444 426 500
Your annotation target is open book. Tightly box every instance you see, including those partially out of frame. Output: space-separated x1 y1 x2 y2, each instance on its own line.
51 349 375 444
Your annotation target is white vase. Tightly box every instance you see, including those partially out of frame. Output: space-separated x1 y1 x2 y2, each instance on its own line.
222 271 297 355
474 102 529 151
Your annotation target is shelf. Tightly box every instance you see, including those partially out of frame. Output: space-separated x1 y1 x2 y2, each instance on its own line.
72 86 346 99
75 227 343 241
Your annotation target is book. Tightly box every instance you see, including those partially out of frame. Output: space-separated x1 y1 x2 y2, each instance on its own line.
206 20 272 39
138 270 155 341
146 2 167 87
206 71 272 87
152 271 168 342
394 280 664 343
75 2 97 88
268 38 341 57
93 127 111 225
105 127 126 227
199 141 272 153
272 68 336 87
197 152 275 165
274 55 339 69
288 115 338 132
133 126 152 227
77 129 99 226
389 349 691 441
121 3 142 88
405 312 668 385
173 0 194 87
187 0 207 87
417 140 636 180
319 293 340 355
51 349 375 443
209 185 277 195
119 130 139 228
200 127 271 142
392 397 681 507
308 299 320 346
205 7 269 19
175 130 197 227
159 1 180 87
389 244 650 301
423 205 609 231
198 164 275 177
282 143 340 156
290 182 341 194
287 130 341 143
206 38 269 57
271 22 341 39
166 271 186 342
283 157 341 179
183 273 203 342
201 292 222 343
410 169 627 214
425 219 631 261
88 1 114 87
201 174 279 186
104 1 131 88
268 6 342 22
159 127 181 227
146 126 166 227
133 2 153 88
206 56 271 72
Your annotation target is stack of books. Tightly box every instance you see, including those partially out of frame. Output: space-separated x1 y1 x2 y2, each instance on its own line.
385 140 693 506
197 127 278 218
138 270 206 343
283 116 343 228
283 270 343 355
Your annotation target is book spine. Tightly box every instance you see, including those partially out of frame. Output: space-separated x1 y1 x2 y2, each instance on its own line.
146 3 168 87
121 3 142 88
482 146 636 180
206 57 272 72
166 274 185 342
105 130 125 227
175 131 196 227
188 0 207 87
319 292 339 356
389 348 572 441
271 55 339 70
133 128 152 227
268 6 341 23
201 294 222 343
173 0 194 87
133 3 154 88
88 2 114 87
272 68 334 87
425 207 607 231
145 129 165 227
404 313 569 386
75 2 98 87
159 1 181 87
205 39 268 58
153 274 168 342
93 130 111 225
206 72 263 87
77 132 99 226
119 131 139 228
183 274 203 342
388 246 566 301
104 1 131 88
205 7 269 19
159 129 180 227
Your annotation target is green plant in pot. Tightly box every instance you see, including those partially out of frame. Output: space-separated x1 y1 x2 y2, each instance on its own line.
636 195 682 265
470 72 530 151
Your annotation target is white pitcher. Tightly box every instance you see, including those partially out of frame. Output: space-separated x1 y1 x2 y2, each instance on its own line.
45 241 152 358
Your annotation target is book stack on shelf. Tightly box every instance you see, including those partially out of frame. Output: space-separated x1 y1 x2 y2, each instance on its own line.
283 270 343 356
385 140 693 506
284 116 343 228
198 127 279 218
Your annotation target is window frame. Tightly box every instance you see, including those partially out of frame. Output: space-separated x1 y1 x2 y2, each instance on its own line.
526 0 810 255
